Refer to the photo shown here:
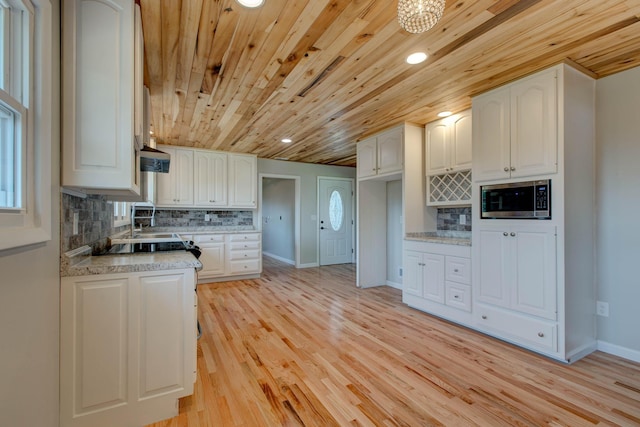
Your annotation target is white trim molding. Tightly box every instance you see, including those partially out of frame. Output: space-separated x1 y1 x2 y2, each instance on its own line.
597 340 640 363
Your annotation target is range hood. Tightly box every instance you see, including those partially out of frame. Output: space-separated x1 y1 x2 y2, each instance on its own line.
140 145 170 173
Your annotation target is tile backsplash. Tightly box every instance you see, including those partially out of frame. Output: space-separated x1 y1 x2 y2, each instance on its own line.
61 193 255 255
133 209 253 228
61 193 128 254
437 206 472 232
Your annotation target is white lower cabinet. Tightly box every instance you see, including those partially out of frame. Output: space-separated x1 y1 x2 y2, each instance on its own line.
194 234 226 279
60 268 197 427
227 233 262 275
473 223 559 356
403 241 472 325
191 232 262 282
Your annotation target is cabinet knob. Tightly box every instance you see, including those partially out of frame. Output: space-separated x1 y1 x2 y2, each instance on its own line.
454 295 460 299
538 332 544 337
454 268 459 272
481 315 487 320
510 232 516 237
503 232 508 236
510 166 516 171
504 167 509 172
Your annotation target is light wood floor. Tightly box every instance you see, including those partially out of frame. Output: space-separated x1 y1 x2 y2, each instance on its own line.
148 258 640 426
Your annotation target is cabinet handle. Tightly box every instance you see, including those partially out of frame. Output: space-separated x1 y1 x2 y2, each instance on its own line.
481 315 487 320
538 332 544 338
504 167 509 172
454 295 460 299
454 268 459 272
510 232 516 237
510 166 516 171
503 232 508 236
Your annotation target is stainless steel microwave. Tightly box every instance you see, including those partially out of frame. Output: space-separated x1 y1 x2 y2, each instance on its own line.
480 179 551 219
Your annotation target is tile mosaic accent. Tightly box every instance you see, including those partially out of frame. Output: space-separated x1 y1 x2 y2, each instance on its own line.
133 209 253 228
61 193 128 254
437 206 472 232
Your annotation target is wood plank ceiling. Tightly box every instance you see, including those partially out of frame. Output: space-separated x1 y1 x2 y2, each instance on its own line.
139 0 640 166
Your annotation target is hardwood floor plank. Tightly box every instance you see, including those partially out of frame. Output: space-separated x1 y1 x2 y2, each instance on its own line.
147 259 640 427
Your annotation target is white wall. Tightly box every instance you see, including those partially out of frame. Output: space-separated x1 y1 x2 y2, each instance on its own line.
262 178 295 263
386 180 403 287
258 159 356 266
0 1 60 425
595 65 640 355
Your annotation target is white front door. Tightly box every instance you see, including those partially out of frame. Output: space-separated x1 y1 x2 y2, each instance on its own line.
319 178 353 265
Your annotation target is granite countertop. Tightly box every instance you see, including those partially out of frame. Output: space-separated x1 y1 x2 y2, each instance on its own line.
405 231 472 246
61 246 202 277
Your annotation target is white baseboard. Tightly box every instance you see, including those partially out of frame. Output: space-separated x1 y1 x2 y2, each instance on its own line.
386 280 402 290
597 340 640 363
298 262 319 269
263 251 295 266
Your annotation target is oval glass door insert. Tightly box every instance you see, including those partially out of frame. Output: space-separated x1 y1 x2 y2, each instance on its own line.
329 190 343 231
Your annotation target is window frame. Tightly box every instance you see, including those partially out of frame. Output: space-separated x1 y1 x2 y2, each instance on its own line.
113 201 130 228
0 0 52 252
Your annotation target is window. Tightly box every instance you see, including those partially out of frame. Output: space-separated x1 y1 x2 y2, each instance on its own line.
329 190 343 231
113 201 130 227
0 0 52 251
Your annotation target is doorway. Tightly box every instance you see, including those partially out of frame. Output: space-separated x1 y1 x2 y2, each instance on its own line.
318 177 354 266
259 174 301 268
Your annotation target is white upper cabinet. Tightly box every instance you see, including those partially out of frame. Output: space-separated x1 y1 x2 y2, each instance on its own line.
228 154 257 208
473 68 557 182
62 0 142 196
426 110 472 175
156 147 194 206
357 127 403 179
194 151 227 207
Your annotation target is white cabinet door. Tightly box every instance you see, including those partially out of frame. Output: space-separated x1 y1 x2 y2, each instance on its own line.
510 69 557 178
426 121 449 175
472 87 511 182
157 147 194 206
476 224 557 320
376 128 403 175
476 226 510 308
403 251 423 297
473 68 557 182
61 269 196 427
450 111 473 172
357 137 377 178
422 253 445 304
62 0 140 196
228 154 257 208
512 226 557 320
198 244 226 277
426 110 472 176
194 151 227 207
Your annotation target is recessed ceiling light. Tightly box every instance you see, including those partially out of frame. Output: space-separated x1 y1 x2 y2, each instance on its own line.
281 138 292 143
236 0 264 7
437 111 453 117
406 52 427 65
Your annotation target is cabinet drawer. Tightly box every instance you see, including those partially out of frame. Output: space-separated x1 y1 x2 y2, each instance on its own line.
228 249 260 260
229 241 260 251
228 259 261 274
228 233 260 242
445 256 470 284
445 282 471 312
194 234 224 244
474 304 557 353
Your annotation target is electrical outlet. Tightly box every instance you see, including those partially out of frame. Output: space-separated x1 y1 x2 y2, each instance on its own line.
459 214 466 225
596 301 609 317
204 214 211 222
399 267 403 277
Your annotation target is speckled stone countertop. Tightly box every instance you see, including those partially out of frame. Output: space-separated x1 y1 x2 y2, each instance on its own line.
61 246 202 277
405 231 472 246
